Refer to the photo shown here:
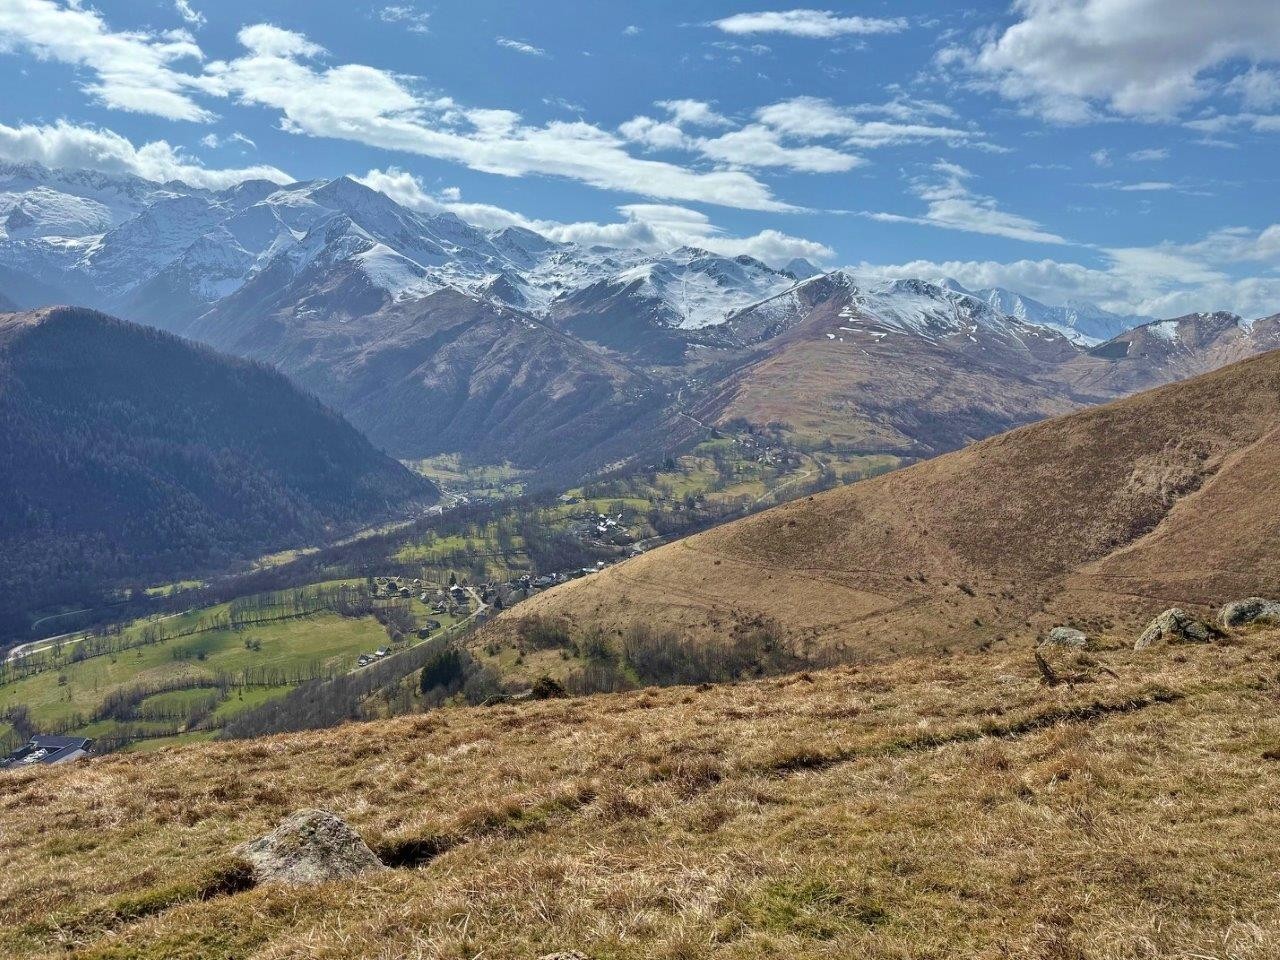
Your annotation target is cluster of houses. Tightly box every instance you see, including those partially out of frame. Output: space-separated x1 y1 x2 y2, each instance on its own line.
372 576 420 600
355 647 392 668
571 512 636 548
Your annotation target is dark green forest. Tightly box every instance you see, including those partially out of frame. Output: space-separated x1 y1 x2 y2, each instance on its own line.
0 307 435 638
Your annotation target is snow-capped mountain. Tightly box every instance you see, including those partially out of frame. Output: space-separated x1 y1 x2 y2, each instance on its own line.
952 283 1153 345
0 162 1152 351
0 165 810 338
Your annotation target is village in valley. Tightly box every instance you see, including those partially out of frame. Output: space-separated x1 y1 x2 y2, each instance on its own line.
2 430 892 764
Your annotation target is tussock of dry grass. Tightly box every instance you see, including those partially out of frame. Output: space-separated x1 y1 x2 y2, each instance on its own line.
2 630 1280 959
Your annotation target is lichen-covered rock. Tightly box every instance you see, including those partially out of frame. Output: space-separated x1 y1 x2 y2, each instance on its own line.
236 809 385 885
1135 608 1215 650
1039 626 1088 649
1220 597 1280 630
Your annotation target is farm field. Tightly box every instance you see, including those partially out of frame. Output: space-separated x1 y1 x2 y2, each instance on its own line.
0 611 389 748
1 434 903 755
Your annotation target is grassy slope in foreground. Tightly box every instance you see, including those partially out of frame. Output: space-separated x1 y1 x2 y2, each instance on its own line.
493 348 1280 662
1 628 1278 958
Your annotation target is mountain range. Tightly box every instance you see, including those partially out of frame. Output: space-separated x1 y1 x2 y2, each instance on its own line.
3 161 1277 484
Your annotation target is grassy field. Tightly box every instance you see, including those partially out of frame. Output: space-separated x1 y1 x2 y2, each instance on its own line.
1 624 1276 958
410 453 530 498
0 612 391 749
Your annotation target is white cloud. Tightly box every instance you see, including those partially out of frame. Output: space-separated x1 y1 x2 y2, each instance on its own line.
1117 181 1175 191
355 167 833 266
622 25 641 36
496 37 546 57
1226 66 1280 110
201 130 257 150
0 119 290 188
863 162 1069 245
379 5 430 34
618 115 691 151
196 23 791 211
755 96 986 149
173 1 204 28
1091 148 1112 167
698 124 862 172
966 0 1280 122
655 99 729 127
1185 111 1280 135
621 94 986 174
860 221 1280 319
0 0 212 121
235 23 325 59
711 9 908 39
1127 147 1169 162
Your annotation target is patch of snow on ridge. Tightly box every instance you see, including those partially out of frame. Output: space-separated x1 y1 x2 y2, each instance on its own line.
1147 320 1181 342
850 277 1010 340
354 244 440 299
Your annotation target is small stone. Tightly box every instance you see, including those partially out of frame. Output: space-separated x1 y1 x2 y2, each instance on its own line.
539 953 591 960
236 809 385 885
1039 626 1088 649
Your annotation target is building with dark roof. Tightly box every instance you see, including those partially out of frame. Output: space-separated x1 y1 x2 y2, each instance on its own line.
1 735 94 770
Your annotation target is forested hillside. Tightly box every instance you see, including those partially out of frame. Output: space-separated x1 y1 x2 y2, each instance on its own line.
0 307 435 638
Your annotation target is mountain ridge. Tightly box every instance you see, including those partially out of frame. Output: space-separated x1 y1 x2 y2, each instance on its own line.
489 346 1280 658
0 305 436 635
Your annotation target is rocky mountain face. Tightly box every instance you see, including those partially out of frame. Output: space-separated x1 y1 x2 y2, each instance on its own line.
0 306 435 634
2 162 1274 484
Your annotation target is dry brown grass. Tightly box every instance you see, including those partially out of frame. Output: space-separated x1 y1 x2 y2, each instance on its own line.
493 350 1280 664
2 626 1279 959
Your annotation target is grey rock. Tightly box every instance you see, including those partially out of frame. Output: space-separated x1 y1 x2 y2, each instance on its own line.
1135 608 1214 650
1039 626 1088 649
539 954 591 960
237 809 385 885
1220 597 1280 630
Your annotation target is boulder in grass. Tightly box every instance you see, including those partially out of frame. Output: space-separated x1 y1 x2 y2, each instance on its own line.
1135 608 1217 650
236 809 386 885
1038 626 1088 649
1219 598 1280 630
539 954 591 960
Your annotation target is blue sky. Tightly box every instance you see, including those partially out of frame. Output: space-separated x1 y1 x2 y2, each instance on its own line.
0 0 1278 317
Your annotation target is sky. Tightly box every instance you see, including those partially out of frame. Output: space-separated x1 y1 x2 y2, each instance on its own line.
0 0 1278 318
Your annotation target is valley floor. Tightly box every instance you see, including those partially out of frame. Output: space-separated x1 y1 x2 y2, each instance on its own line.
2 627 1278 959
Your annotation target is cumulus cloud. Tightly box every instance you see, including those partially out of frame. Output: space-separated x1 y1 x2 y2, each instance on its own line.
711 9 908 39
0 4 792 211
655 99 729 127
962 0 1280 122
200 24 791 210
355 167 833 266
0 0 212 121
863 161 1069 245
0 120 290 188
